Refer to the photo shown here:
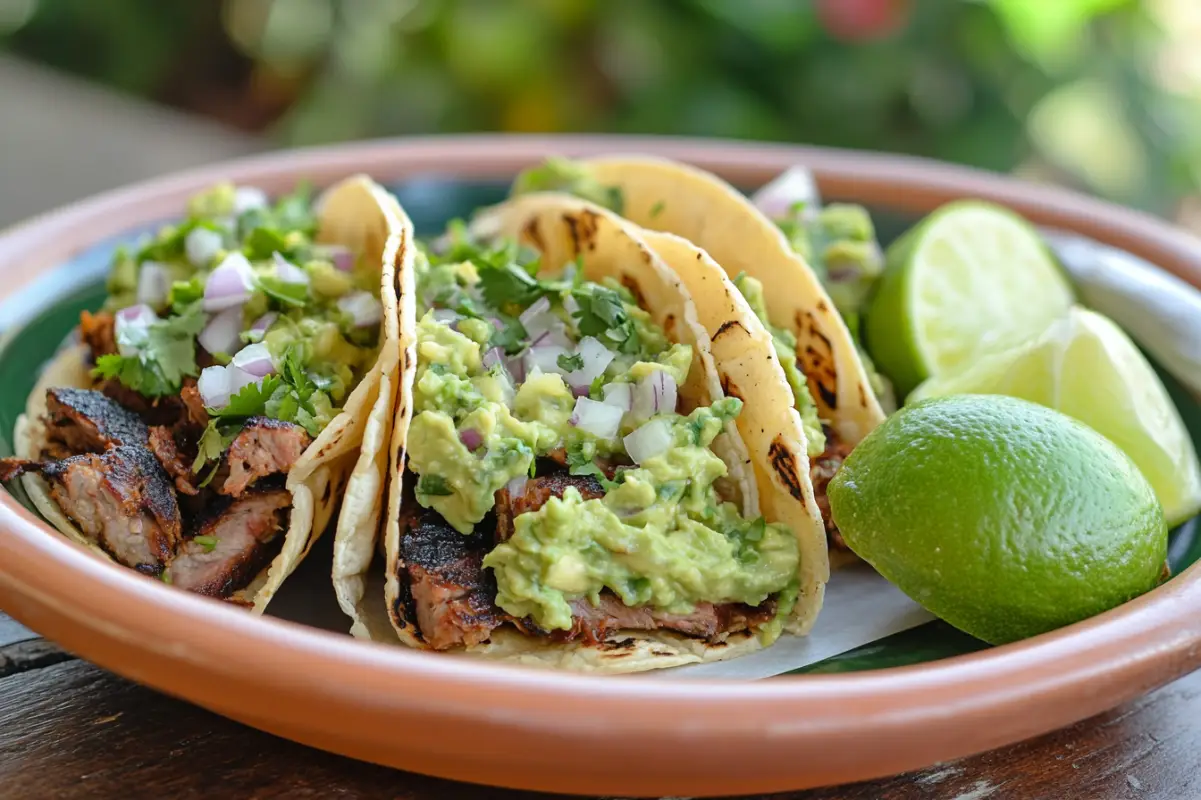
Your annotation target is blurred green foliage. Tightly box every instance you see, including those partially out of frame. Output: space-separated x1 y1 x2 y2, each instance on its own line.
4 0 1201 222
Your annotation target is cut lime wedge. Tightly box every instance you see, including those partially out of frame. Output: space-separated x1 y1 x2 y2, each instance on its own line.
911 306 1201 526
866 201 1075 396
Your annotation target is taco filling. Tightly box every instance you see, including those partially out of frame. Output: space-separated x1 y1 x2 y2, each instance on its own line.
0 182 383 600
395 228 799 650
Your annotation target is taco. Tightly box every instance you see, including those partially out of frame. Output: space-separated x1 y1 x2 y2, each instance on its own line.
376 193 826 673
512 156 889 559
0 175 405 611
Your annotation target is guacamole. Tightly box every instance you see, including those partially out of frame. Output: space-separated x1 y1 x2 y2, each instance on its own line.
408 231 799 633
97 181 383 471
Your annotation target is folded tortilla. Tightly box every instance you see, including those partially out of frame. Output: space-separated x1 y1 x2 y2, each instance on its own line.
14 174 405 612
375 193 827 672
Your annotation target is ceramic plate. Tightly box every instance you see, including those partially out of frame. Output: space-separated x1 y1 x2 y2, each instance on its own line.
1 135 1200 797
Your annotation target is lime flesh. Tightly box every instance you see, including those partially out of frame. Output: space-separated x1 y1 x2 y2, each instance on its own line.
828 395 1167 645
866 201 1074 397
911 306 1201 526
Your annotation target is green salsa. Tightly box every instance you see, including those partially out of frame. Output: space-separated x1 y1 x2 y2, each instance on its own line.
408 231 799 634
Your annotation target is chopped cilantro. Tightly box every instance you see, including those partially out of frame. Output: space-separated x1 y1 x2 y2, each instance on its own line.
489 314 528 355
256 276 309 308
557 352 585 372
570 285 640 355
565 441 619 490
649 200 666 219
477 262 545 313
92 303 206 397
243 227 290 261
210 375 281 419
418 474 454 496
744 516 767 543
169 276 205 312
193 535 219 553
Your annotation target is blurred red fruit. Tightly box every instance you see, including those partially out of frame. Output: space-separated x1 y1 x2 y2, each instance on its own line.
817 0 912 42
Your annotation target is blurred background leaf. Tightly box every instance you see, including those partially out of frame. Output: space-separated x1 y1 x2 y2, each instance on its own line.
3 0 1201 227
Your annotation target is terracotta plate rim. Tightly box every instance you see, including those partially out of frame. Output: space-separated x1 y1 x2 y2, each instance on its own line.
2 134 1200 796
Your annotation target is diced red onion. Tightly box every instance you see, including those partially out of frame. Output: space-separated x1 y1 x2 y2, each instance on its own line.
231 342 276 377
432 309 462 326
233 186 269 215
504 475 528 496
519 295 561 340
525 345 569 376
482 347 504 370
485 317 504 331
531 326 572 350
185 227 224 267
570 397 624 440
198 307 244 356
631 371 678 419
316 244 354 272
519 296 551 326
227 364 261 396
750 165 820 221
563 294 581 319
571 384 591 398
338 291 383 328
114 304 158 356
601 382 632 412
459 428 484 451
623 418 673 464
505 354 527 384
203 253 255 312
136 262 171 307
250 312 277 336
568 336 614 384
495 371 516 406
272 252 310 286
197 365 231 409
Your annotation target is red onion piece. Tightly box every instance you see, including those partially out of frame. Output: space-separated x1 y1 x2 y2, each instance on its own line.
568 336 614 384
272 252 310 285
227 364 261 397
571 384 591 398
750 165 819 221
338 291 383 328
114 304 158 356
432 309 462 327
623 418 673 464
570 397 624 440
631 370 678 419
198 307 244 356
198 365 231 409
459 428 484 451
136 262 171 308
525 345 569 377
185 227 223 267
505 354 527 384
316 244 354 272
504 475 528 497
250 312 277 336
117 303 157 325
563 294 581 319
519 296 551 327
203 253 255 312
482 347 504 370
601 382 632 412
233 186 269 214
231 342 276 378
530 326 572 350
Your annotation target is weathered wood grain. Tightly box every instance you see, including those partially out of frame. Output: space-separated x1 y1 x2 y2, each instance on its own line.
0 642 1196 799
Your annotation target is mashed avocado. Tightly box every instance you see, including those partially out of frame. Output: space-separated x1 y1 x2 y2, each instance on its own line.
734 273 827 457
407 234 800 632
483 401 798 631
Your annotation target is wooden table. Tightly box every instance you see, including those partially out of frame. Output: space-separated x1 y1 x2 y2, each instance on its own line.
0 611 1195 799
2 54 1198 800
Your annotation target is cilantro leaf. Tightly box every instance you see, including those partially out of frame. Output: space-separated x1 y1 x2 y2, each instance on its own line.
418 474 454 496
243 227 290 261
557 352 585 372
210 375 281 419
570 285 641 355
565 441 619 491
256 276 309 308
92 303 206 397
489 314 528 355
649 200 666 219
477 263 544 313
169 276 205 312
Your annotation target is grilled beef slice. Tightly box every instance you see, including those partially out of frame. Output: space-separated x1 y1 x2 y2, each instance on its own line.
564 594 777 644
217 417 312 497
168 486 290 597
810 423 855 551
34 445 181 575
494 473 605 542
148 425 201 496
401 508 504 650
79 310 117 359
41 388 148 459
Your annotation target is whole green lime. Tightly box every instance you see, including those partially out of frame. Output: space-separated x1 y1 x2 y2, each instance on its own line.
828 395 1168 645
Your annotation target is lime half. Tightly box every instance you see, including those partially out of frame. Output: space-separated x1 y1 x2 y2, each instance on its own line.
866 201 1074 396
911 306 1201 526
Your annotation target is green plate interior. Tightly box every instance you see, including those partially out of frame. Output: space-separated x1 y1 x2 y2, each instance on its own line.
0 177 1198 676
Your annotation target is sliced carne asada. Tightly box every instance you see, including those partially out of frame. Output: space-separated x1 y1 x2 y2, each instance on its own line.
97 377 209 429
79 310 117 360
401 508 505 650
810 423 855 551
31 445 181 575
167 486 291 597
148 425 201 496
562 594 777 644
217 417 312 497
41 387 149 459
494 473 605 542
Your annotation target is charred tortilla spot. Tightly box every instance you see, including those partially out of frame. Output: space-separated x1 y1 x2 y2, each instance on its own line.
713 319 745 341
817 299 828 313
562 210 600 255
322 482 333 503
858 383 868 408
815 377 838 410
768 436 805 501
620 275 647 307
521 217 545 253
720 375 744 401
